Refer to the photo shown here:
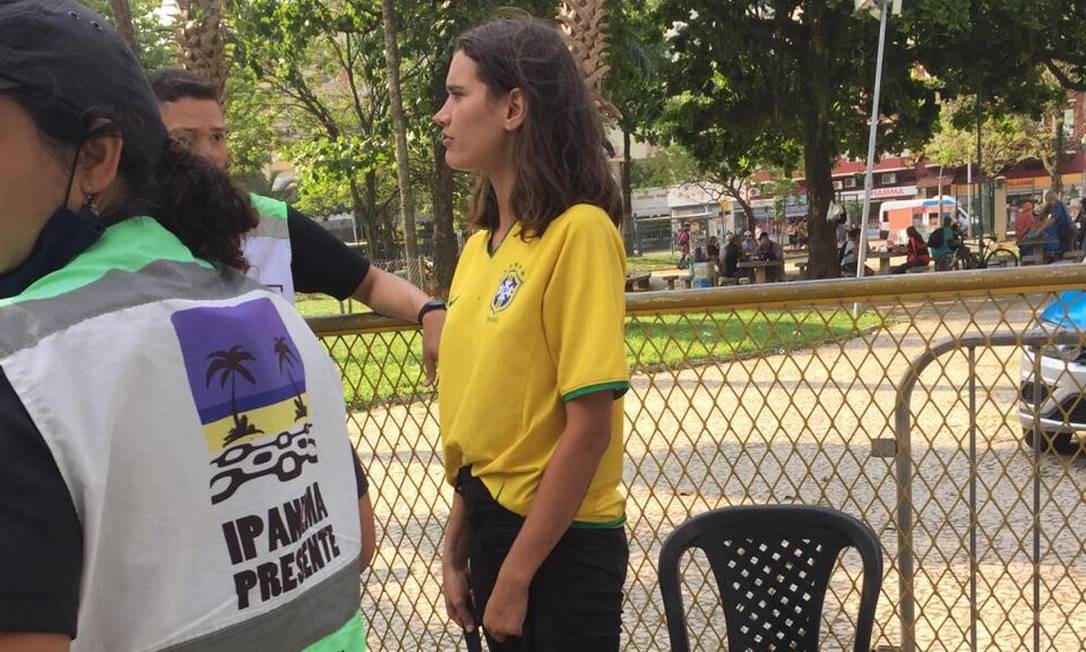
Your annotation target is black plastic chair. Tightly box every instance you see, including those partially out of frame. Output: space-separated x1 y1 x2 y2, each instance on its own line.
658 505 883 652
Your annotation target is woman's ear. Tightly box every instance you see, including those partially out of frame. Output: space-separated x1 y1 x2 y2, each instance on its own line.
69 120 123 211
503 88 527 132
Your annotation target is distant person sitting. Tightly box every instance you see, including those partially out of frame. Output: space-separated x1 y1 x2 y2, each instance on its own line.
891 226 931 273
835 210 849 245
721 233 743 279
841 228 875 276
1020 204 1060 258
707 235 721 260
754 233 782 281
1079 199 1086 252
1015 201 1035 239
741 231 758 257
1045 191 1075 253
927 217 957 260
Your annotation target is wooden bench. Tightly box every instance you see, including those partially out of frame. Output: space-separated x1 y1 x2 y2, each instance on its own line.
660 274 693 290
718 276 739 286
906 265 930 273
625 273 651 292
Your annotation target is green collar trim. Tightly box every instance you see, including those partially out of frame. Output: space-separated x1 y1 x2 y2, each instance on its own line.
487 223 520 258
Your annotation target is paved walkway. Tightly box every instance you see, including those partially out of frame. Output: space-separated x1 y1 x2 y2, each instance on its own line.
349 292 1086 651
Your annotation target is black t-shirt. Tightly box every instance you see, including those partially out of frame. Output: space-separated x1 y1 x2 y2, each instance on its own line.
0 219 370 637
287 207 371 300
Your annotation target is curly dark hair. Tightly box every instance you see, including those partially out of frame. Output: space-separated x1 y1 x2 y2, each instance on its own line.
5 86 254 270
455 18 622 237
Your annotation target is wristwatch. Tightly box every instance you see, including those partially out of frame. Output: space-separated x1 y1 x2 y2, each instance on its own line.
416 297 447 324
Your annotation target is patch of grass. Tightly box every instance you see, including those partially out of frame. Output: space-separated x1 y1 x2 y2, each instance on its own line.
626 252 681 272
625 309 883 370
295 293 371 318
320 307 884 408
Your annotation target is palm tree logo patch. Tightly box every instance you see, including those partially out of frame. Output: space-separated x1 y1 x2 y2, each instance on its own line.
172 298 317 504
274 337 308 421
206 345 264 445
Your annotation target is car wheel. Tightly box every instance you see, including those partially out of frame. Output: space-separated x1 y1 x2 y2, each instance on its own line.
1023 429 1083 455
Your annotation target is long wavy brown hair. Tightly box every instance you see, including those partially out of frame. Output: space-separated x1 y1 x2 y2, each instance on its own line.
455 18 622 237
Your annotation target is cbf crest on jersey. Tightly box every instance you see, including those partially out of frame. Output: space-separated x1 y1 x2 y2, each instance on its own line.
491 263 525 315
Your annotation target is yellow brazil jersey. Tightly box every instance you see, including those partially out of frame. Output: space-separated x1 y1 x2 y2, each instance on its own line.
438 203 629 525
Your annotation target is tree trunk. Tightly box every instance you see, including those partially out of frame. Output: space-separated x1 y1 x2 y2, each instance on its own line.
348 178 367 245
365 170 396 259
175 0 229 101
621 127 635 254
726 191 757 235
430 137 457 296
1053 111 1066 193
380 0 420 283
799 3 838 279
107 0 139 54
428 54 458 297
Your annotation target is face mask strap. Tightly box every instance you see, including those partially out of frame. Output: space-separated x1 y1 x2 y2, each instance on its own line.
62 140 85 210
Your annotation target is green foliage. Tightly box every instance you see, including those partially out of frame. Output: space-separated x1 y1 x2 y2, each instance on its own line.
656 0 937 174
904 0 1085 121
87 0 175 71
225 73 283 185
631 144 701 189
226 0 399 232
605 0 669 142
224 0 554 229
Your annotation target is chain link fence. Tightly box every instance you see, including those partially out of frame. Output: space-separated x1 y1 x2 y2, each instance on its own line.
308 264 1086 651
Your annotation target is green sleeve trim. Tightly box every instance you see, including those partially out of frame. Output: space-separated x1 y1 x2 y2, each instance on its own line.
562 381 629 402
570 514 627 529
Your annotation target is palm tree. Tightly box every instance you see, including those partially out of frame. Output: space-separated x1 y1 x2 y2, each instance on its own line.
273 336 307 419
557 0 619 122
206 345 262 444
175 0 228 100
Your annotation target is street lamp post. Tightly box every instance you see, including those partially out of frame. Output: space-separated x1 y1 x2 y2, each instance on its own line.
855 0 892 280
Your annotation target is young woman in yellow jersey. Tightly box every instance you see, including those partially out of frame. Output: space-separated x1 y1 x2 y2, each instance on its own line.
433 17 630 652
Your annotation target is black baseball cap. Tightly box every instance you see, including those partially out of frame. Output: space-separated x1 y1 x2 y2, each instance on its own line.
0 0 167 167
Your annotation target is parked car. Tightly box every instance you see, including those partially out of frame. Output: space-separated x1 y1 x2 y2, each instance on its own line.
1018 289 1086 454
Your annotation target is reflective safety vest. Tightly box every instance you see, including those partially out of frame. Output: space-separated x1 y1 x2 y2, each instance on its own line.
246 193 296 303
0 217 364 651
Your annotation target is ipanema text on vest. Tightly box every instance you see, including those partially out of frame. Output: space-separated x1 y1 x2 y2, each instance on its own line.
220 482 342 609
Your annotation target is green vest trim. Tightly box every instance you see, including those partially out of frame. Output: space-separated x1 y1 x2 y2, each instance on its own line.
250 193 289 221
0 217 212 308
302 612 367 651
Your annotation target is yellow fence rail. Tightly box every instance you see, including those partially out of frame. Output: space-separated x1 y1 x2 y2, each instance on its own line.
309 264 1086 651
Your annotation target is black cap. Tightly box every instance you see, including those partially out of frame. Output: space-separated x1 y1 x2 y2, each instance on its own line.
0 0 166 167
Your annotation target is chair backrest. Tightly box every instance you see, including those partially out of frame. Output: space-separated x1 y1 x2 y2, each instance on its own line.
658 505 883 652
